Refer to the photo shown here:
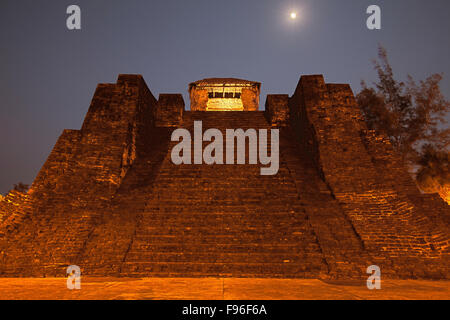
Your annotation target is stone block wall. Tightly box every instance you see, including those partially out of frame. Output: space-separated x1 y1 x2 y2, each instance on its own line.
288 75 450 264
78 74 157 187
189 88 209 111
155 94 185 127
361 129 450 231
265 94 289 127
0 191 30 235
241 87 260 111
0 74 160 276
26 74 158 206
28 129 82 197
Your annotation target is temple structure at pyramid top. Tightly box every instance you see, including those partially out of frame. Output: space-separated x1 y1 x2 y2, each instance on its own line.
189 78 261 111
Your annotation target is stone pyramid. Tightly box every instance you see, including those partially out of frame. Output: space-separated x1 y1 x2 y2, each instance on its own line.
0 74 448 279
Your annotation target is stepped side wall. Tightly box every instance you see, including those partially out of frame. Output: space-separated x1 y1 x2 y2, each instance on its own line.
26 74 158 206
155 94 185 127
0 75 160 276
288 75 449 267
265 94 289 127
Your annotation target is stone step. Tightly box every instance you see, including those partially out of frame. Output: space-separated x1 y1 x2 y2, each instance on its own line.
124 252 322 263
118 261 327 277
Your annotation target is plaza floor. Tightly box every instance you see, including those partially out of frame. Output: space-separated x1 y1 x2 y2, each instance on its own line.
0 277 448 300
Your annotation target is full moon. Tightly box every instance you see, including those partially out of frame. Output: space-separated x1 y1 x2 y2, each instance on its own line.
290 12 297 19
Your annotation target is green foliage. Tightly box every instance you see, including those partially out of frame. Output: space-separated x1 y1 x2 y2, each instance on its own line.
357 46 450 195
357 45 450 166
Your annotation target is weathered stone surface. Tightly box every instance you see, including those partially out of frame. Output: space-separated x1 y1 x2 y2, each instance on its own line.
289 75 449 278
0 74 448 280
155 94 184 127
0 278 449 300
0 191 30 235
265 94 289 127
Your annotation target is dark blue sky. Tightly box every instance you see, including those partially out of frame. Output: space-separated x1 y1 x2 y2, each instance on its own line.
1 0 449 194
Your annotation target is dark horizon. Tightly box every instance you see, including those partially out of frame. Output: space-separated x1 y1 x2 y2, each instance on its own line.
1 0 450 194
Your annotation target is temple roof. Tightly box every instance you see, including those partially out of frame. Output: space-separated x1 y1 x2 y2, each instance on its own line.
189 78 261 88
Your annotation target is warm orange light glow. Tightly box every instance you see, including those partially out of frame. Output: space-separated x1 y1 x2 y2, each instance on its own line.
441 186 450 205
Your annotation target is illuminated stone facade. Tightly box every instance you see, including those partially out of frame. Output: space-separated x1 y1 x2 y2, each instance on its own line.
0 74 448 279
189 78 261 111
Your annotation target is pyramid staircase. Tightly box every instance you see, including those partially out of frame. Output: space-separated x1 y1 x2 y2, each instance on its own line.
73 111 369 278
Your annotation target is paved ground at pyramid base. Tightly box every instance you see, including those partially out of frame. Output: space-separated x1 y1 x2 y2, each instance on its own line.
1 278 449 300
0 75 449 279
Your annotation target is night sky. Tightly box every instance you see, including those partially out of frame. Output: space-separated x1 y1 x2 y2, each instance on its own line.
1 0 449 194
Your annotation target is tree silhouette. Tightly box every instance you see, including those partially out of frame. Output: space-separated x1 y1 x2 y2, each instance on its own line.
357 46 450 200
357 45 449 165
12 182 29 193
